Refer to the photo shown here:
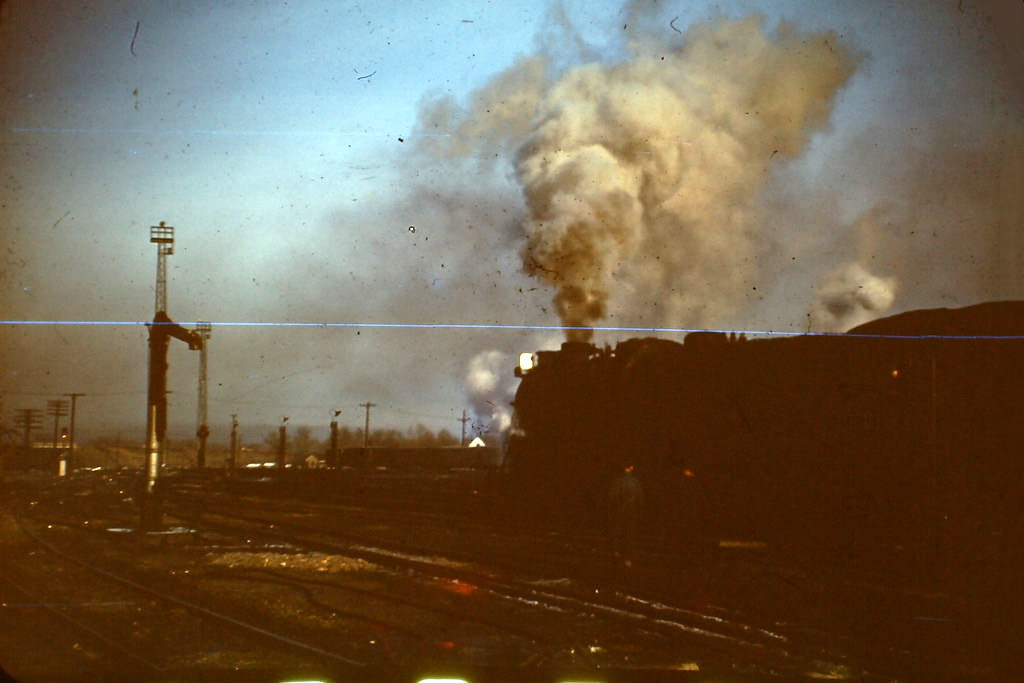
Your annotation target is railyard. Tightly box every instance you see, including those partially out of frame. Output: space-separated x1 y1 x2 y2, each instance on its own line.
2 467 1020 682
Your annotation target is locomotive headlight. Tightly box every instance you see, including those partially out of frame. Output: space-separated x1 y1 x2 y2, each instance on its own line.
519 352 536 373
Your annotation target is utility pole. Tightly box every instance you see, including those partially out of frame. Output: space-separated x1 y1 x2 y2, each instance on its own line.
64 393 85 470
459 409 470 447
47 399 69 476
194 321 212 469
277 417 288 471
228 413 238 473
329 410 341 467
15 408 42 448
360 402 376 450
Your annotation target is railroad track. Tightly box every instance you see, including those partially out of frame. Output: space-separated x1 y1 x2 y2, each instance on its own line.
2 500 369 681
11 470 1019 679
173 483 825 631
182 474 1024 681
8 476 588 680
6 474 712 679
164 481 870 679
8 472 894 680
246 473 1023 680
0 570 166 679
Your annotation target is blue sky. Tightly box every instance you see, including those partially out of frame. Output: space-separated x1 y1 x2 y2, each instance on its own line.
2 0 1021 442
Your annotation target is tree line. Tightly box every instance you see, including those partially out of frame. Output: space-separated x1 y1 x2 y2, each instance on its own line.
262 423 460 457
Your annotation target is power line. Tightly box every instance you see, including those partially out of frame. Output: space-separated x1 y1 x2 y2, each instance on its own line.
387 405 464 422
0 390 143 397
208 398 334 410
12 126 412 138
5 319 1024 340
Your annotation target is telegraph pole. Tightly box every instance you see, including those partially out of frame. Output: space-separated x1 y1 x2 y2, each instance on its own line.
277 417 288 471
329 410 341 467
47 399 69 476
228 414 239 473
64 393 85 470
194 321 212 469
459 409 470 447
360 402 376 450
15 408 42 448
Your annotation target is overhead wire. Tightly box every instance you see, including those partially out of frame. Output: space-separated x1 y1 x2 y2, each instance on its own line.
4 318 1024 340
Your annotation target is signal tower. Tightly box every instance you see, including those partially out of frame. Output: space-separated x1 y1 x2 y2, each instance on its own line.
143 222 202 531
150 221 174 314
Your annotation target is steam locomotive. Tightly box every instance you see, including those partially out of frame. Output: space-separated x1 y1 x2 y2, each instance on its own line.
502 301 1024 550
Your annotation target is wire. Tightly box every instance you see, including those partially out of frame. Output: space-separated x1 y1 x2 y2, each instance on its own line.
11 127 451 138
388 406 463 421
0 390 143 397
4 319 1024 340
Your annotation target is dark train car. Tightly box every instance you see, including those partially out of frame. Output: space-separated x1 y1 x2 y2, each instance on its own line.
503 301 1024 550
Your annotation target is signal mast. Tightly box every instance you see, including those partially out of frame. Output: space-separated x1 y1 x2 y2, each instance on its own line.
142 222 202 531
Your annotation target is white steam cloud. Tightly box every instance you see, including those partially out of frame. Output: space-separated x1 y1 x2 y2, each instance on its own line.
464 350 515 440
814 262 897 331
516 16 857 339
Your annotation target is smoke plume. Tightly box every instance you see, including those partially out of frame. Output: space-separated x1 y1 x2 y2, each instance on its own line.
814 262 897 332
515 16 857 339
464 350 515 440
406 5 1018 433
